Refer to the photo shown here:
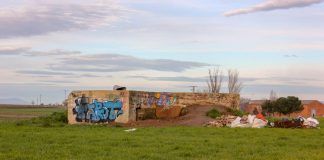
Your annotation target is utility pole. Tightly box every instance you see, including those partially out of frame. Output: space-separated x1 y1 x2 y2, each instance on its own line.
64 89 68 99
189 86 198 93
39 94 42 105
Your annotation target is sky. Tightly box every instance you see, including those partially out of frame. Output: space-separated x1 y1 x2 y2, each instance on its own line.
0 0 324 104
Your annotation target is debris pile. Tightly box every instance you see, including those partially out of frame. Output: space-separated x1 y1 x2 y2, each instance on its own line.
271 117 320 128
304 117 320 128
230 114 268 128
205 114 320 129
204 115 237 127
205 114 268 128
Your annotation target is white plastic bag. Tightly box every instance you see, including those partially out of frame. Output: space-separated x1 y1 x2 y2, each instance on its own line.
124 128 137 132
248 115 256 124
306 117 319 127
252 118 267 128
230 117 242 128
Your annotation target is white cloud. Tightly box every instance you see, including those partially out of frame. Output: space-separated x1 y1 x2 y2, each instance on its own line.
0 1 130 38
224 0 323 17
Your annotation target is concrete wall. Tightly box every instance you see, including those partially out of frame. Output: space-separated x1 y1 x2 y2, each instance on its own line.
67 90 129 124
68 90 240 124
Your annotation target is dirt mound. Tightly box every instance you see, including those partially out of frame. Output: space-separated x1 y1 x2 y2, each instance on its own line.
127 105 227 127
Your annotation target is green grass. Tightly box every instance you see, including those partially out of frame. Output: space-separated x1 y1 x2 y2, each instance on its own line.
0 118 323 160
0 107 65 121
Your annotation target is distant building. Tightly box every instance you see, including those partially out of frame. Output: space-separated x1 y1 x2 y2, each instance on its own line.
243 100 265 114
242 100 324 117
298 100 324 117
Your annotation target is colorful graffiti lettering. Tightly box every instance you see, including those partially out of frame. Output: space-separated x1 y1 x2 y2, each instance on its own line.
73 97 123 123
131 92 177 108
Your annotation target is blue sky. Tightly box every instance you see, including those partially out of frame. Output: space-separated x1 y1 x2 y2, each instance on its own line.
0 0 324 104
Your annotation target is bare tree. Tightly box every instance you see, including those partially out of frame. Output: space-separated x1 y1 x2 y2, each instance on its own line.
269 90 278 101
228 69 243 94
206 67 223 93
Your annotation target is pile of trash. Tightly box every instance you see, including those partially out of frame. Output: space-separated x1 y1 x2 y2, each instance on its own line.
230 114 268 128
271 117 320 128
205 114 268 128
205 113 320 129
205 113 269 128
303 117 320 128
204 115 237 127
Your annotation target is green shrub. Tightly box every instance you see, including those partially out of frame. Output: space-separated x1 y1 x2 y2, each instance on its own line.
16 111 67 127
206 109 221 119
226 108 246 117
266 117 281 123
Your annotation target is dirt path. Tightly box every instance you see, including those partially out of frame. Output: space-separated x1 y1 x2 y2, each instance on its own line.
177 106 219 126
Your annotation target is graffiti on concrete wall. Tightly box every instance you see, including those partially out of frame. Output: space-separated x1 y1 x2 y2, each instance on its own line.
131 92 177 108
72 96 123 123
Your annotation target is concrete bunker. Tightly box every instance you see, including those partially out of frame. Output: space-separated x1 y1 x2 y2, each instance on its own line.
67 90 240 124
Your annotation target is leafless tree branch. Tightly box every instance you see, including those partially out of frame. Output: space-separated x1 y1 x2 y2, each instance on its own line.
228 69 242 94
207 67 223 93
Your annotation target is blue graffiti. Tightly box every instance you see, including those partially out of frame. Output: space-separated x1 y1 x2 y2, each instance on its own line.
73 99 123 123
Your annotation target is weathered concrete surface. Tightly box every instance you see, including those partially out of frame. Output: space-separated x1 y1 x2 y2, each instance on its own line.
67 90 129 124
155 105 183 119
67 90 239 124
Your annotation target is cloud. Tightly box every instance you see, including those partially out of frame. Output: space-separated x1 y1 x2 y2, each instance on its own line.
224 0 323 17
16 70 72 76
0 46 30 55
79 74 104 78
129 76 206 82
49 53 210 72
0 47 209 73
0 46 81 56
284 54 298 58
0 1 129 38
128 75 261 83
40 80 77 84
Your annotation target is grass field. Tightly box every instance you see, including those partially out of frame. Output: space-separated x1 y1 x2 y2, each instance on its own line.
0 106 65 121
0 107 323 160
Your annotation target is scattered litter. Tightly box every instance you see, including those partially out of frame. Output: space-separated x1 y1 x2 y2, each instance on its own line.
248 115 255 124
205 114 320 129
256 113 266 121
230 117 242 128
305 117 319 128
252 118 267 128
205 114 268 128
271 116 319 128
204 115 237 127
124 128 137 132
273 118 305 128
231 114 267 128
